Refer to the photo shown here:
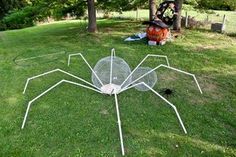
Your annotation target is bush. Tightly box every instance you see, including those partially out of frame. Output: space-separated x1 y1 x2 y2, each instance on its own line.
1 6 40 30
197 0 236 11
52 2 86 20
182 4 196 11
184 0 198 6
0 21 7 31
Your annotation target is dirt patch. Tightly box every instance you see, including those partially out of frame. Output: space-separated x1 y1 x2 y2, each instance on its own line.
157 71 178 82
194 45 220 52
102 27 113 33
99 109 109 115
189 76 224 104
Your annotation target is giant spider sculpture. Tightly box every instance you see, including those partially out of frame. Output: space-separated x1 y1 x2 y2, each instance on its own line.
21 48 202 156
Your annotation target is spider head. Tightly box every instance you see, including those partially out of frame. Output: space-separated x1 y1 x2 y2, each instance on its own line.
100 84 121 95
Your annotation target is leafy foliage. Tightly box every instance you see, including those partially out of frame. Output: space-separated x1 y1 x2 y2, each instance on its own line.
0 0 87 30
0 5 40 30
1 0 235 31
184 0 236 11
97 0 149 13
0 0 27 19
51 0 87 20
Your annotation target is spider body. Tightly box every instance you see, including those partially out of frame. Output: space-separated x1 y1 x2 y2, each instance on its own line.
160 88 175 98
100 83 121 94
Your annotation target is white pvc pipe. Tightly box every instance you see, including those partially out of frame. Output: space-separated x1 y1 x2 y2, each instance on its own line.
148 54 169 66
120 64 202 94
23 68 100 94
109 50 114 84
160 64 202 94
120 54 170 88
122 82 187 134
64 80 102 93
119 64 162 93
111 48 116 57
21 79 102 129
114 93 125 156
67 53 104 86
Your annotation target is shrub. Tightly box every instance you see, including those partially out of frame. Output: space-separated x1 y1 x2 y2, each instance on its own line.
2 6 40 30
197 0 236 11
0 21 7 31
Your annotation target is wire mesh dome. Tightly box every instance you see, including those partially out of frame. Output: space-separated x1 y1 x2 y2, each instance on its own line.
132 67 157 91
92 56 132 89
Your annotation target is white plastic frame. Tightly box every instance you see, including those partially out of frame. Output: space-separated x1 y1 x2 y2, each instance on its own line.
21 49 202 156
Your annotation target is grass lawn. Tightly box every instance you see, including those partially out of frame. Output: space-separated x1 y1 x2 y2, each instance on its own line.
0 19 236 156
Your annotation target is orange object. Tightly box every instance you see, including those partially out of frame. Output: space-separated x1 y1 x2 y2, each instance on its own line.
146 26 169 43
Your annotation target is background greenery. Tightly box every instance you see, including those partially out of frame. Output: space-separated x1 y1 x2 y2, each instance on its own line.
111 9 236 34
0 0 236 31
0 19 236 156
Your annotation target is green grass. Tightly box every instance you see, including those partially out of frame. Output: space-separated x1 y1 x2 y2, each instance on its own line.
0 19 236 156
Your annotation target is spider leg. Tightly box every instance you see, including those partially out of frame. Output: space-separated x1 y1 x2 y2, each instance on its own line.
67 53 104 86
109 48 117 84
120 82 187 134
109 49 115 84
120 54 170 88
158 64 202 94
119 64 163 93
120 64 202 94
111 48 116 57
23 68 100 94
21 79 102 129
114 93 125 156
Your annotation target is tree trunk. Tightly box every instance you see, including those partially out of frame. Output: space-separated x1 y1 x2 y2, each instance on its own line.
87 0 97 32
149 0 156 20
173 0 183 31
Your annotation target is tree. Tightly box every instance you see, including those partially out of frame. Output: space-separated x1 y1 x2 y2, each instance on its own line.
1 0 149 31
87 0 97 32
173 0 183 31
149 0 156 20
0 0 27 19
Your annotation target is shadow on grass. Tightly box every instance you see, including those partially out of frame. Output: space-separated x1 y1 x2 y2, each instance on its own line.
227 32 236 38
188 27 236 38
155 132 236 156
126 128 236 156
